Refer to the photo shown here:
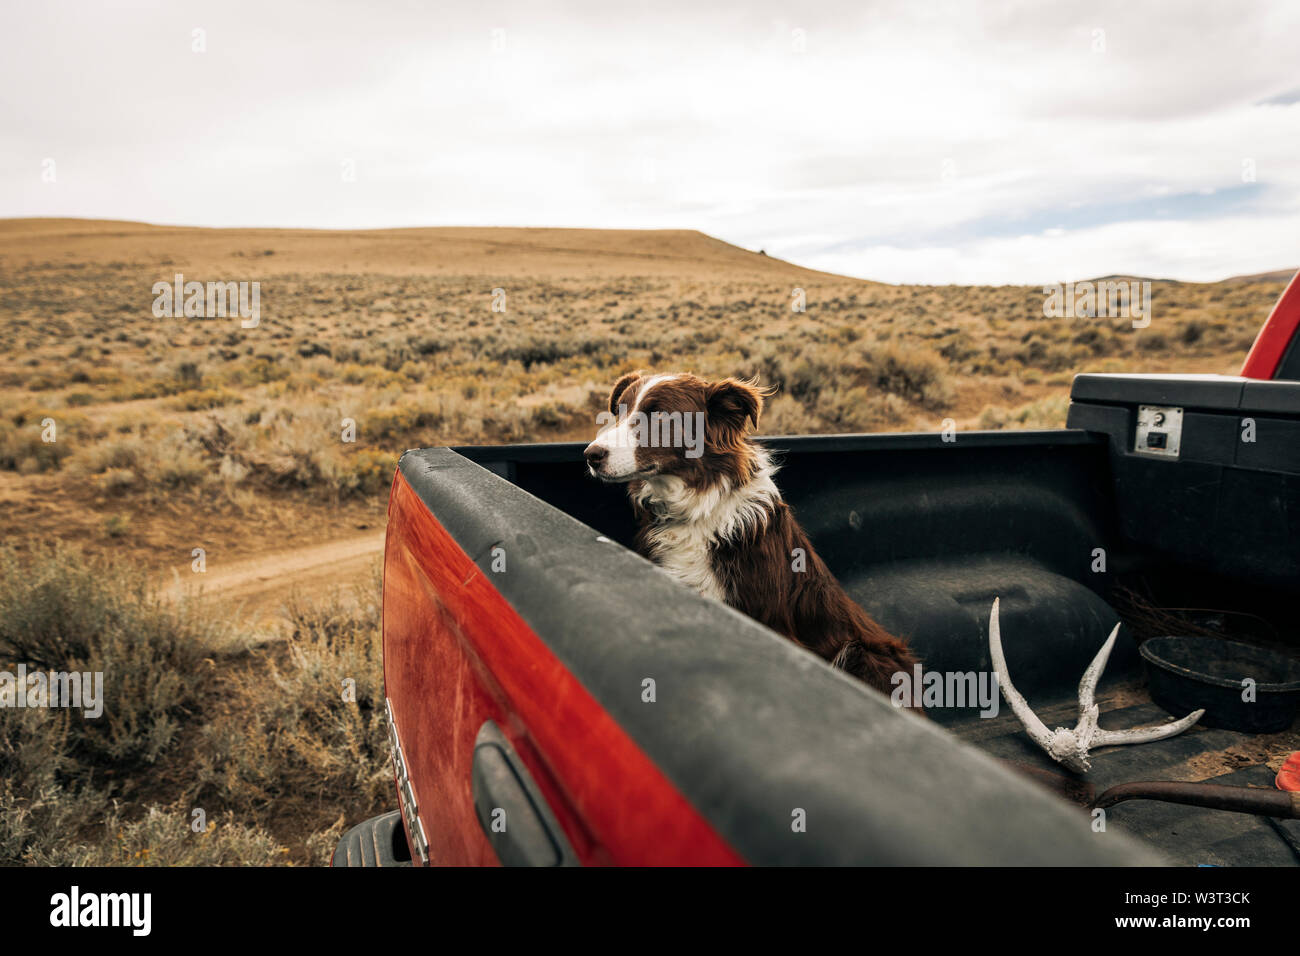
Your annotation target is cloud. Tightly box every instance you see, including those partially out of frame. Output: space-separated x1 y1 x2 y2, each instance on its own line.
1257 87 1300 106
804 213 1300 286
2 0 1298 283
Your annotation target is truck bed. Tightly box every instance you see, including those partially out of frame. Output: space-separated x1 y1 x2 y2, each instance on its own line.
446 421 1299 865
368 369 1299 866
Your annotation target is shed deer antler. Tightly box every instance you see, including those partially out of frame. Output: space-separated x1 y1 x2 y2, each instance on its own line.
988 598 1204 773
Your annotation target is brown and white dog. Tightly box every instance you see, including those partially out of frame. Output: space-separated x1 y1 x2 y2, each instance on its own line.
584 371 918 697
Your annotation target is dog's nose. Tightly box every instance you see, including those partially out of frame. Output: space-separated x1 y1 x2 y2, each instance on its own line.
584 444 608 469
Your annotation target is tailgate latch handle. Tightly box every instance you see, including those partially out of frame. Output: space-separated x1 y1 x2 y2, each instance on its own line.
472 721 579 867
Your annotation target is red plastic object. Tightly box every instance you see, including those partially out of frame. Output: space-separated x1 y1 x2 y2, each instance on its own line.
1241 270 1300 379
382 469 745 866
1277 751 1300 792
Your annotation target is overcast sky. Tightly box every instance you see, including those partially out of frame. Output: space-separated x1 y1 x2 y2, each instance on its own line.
3 0 1298 284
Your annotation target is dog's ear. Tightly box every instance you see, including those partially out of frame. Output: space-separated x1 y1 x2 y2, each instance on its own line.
608 371 644 415
706 377 770 433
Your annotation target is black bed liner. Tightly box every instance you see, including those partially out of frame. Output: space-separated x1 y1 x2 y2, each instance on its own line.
950 682 1300 866
408 437 1160 865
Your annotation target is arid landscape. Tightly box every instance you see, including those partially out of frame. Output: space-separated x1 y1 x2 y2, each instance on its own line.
0 217 1291 864
2 219 1285 579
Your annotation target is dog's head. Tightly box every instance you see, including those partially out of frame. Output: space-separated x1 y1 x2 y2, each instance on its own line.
584 371 770 487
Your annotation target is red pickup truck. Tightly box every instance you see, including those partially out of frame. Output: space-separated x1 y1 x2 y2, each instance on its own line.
334 274 1300 866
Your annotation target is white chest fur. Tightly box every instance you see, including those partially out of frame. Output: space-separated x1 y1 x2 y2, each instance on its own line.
634 450 779 603
642 518 728 601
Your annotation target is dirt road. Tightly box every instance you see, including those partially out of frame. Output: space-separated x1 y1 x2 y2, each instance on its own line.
163 529 386 627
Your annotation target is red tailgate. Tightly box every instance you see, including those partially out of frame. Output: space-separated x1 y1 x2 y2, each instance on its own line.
381 470 743 866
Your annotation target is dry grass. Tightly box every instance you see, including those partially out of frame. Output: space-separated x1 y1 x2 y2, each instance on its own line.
0 227 1279 508
0 544 386 866
0 251 1280 506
